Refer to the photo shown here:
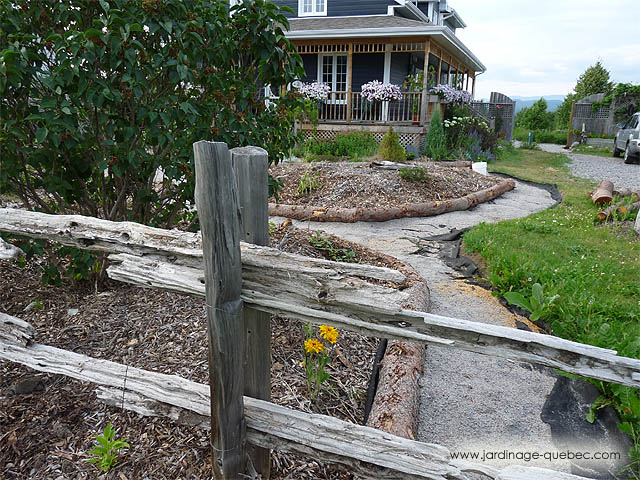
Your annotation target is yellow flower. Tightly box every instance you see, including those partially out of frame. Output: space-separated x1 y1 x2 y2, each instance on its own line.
304 339 325 354
319 325 339 344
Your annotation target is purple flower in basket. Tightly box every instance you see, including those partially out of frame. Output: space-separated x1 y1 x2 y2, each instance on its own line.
361 80 403 102
430 84 471 105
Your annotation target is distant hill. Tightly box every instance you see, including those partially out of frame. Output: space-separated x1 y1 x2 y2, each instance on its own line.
511 95 566 113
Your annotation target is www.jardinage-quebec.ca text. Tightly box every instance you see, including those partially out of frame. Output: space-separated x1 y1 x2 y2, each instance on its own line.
450 450 621 462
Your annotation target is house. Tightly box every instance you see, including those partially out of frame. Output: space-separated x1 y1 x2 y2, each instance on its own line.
272 0 487 148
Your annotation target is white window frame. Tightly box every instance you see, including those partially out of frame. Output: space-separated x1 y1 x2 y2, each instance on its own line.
298 0 327 17
318 53 349 104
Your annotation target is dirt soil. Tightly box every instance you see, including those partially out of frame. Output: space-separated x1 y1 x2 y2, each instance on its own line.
270 161 502 208
0 222 418 480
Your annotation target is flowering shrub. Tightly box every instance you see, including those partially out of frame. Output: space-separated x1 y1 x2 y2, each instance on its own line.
297 81 331 102
443 115 498 161
430 84 472 105
361 80 403 102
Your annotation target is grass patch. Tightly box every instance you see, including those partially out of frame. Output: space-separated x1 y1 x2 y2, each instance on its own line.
572 144 614 158
463 148 640 470
513 127 567 145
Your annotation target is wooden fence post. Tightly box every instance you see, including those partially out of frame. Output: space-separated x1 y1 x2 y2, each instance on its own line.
193 141 247 479
230 146 271 479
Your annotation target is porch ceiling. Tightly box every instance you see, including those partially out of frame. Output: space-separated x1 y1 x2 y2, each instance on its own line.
286 16 486 73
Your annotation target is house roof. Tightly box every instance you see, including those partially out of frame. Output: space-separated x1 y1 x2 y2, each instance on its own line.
288 16 430 31
285 16 486 73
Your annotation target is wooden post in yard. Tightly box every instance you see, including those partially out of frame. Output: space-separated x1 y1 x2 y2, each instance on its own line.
193 141 247 479
230 146 271 479
567 100 576 147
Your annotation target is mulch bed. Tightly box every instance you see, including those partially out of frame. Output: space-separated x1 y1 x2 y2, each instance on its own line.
270 161 502 209
0 221 421 479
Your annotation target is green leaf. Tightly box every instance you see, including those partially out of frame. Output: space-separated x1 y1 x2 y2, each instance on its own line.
531 283 544 305
35 127 48 143
503 291 531 312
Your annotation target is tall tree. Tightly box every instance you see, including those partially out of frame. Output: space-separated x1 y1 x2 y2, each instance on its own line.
556 62 612 129
574 61 613 100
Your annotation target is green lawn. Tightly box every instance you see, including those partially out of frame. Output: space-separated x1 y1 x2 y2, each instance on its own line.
572 144 614 158
463 148 640 470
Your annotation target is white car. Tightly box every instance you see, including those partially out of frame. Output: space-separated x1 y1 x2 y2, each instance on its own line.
613 112 640 164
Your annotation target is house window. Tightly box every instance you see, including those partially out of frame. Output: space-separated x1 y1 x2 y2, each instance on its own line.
299 0 326 17
319 54 348 102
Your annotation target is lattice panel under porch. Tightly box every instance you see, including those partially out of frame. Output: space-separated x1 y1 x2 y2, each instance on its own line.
301 129 423 151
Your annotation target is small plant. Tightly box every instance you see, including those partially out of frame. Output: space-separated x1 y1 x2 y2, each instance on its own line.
378 127 406 162
87 423 129 473
398 167 429 183
309 232 357 263
503 282 559 323
424 105 448 161
297 169 322 196
303 323 339 399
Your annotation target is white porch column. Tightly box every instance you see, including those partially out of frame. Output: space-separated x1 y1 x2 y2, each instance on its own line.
383 44 392 122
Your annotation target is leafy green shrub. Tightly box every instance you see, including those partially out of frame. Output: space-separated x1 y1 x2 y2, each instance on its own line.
297 168 322 196
398 167 429 183
334 131 377 160
303 131 377 160
377 127 406 162
309 232 357 263
305 139 339 156
0 0 306 227
513 128 567 145
87 423 129 473
424 106 448 161
304 153 340 163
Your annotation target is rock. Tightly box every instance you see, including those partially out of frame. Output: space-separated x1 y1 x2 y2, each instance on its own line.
67 308 79 316
404 145 419 158
635 211 640 235
541 376 633 479
8 376 46 395
0 238 24 260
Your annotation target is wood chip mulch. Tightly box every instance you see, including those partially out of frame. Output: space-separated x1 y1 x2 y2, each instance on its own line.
0 221 420 479
270 161 502 209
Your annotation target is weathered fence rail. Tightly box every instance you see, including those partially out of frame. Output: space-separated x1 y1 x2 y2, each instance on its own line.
0 140 633 480
0 313 590 480
1 208 639 389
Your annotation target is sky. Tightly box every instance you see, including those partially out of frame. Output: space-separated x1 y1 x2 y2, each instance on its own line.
452 0 640 100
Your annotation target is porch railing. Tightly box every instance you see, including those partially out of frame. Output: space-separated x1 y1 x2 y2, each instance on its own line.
318 91 424 125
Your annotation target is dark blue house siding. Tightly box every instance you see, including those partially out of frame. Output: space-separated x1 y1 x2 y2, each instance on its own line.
276 0 396 17
352 54 384 90
390 53 410 87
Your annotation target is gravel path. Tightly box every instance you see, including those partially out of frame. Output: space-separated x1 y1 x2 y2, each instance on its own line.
273 179 576 475
538 143 640 190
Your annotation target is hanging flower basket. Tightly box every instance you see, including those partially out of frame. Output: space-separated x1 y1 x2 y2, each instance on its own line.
429 84 471 105
296 81 331 102
361 80 403 102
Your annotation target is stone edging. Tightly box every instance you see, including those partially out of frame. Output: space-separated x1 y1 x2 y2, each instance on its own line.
269 178 516 223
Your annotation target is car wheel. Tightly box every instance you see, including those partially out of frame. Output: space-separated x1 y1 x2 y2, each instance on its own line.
623 143 638 164
612 140 622 157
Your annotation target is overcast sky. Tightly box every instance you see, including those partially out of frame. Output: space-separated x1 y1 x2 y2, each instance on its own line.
452 0 640 100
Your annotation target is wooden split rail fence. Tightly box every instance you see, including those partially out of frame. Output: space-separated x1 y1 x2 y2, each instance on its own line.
1 141 639 480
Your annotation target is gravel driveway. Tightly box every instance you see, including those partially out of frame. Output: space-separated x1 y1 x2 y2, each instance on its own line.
538 143 640 190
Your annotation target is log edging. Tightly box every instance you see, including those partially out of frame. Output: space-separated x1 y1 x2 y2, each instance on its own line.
367 272 429 440
269 178 516 223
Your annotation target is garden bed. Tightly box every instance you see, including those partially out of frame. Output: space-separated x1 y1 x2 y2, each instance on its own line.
270 161 514 222
0 219 425 479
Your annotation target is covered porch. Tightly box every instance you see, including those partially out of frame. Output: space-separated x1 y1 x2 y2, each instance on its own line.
293 36 480 127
